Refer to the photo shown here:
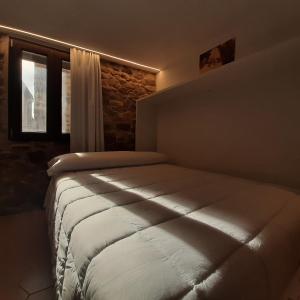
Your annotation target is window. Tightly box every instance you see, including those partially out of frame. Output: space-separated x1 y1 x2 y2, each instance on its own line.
21 51 47 133
61 61 71 134
9 39 70 141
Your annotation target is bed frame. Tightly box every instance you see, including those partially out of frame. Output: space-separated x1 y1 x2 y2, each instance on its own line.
136 37 300 190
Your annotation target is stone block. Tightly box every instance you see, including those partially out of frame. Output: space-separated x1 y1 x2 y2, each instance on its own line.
27 150 46 165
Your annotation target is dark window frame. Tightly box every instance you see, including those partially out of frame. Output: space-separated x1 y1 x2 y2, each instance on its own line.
8 38 70 142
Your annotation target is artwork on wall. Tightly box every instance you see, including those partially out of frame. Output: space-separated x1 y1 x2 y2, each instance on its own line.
199 38 235 74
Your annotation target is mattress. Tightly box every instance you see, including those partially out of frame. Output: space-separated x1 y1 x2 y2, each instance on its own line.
45 163 300 300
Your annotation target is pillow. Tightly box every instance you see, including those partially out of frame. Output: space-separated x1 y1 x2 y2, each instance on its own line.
47 151 168 176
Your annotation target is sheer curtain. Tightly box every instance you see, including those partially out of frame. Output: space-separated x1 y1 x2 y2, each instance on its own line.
70 48 104 152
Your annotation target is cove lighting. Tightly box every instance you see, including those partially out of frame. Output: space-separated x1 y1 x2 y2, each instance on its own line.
0 24 160 73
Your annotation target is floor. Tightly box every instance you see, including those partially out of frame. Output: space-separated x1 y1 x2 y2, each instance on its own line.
0 210 55 300
284 267 300 300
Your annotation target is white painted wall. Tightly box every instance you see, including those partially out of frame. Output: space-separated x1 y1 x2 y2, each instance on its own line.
157 0 300 90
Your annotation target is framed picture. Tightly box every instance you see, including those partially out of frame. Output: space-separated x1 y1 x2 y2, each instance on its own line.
199 38 235 74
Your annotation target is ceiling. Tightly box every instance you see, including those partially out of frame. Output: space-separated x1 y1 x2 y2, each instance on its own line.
0 0 299 70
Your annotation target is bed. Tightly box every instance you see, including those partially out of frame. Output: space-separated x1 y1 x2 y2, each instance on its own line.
45 152 300 300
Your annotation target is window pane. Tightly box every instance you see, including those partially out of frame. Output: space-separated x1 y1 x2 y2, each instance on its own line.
22 51 47 133
62 61 71 134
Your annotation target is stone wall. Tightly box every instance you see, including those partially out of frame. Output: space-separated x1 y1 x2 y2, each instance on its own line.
101 60 156 150
0 35 156 214
0 36 69 214
0 35 8 148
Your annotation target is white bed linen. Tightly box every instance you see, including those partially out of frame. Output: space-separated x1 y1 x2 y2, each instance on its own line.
47 151 168 176
45 163 300 300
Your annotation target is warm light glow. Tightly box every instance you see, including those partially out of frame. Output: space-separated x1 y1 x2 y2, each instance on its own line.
0 24 160 73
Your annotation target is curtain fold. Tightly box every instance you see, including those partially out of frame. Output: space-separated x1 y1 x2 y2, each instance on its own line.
70 48 104 152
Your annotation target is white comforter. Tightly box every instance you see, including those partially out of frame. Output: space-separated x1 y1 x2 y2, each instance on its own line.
45 163 300 300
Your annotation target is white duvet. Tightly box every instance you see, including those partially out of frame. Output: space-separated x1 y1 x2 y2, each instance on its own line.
45 157 300 300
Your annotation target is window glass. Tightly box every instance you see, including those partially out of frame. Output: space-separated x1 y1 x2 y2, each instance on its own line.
21 51 47 133
62 61 71 133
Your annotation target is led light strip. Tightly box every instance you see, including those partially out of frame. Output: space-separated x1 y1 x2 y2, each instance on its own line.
0 24 160 73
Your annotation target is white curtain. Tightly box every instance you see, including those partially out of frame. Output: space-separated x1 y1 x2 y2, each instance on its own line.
70 48 104 152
